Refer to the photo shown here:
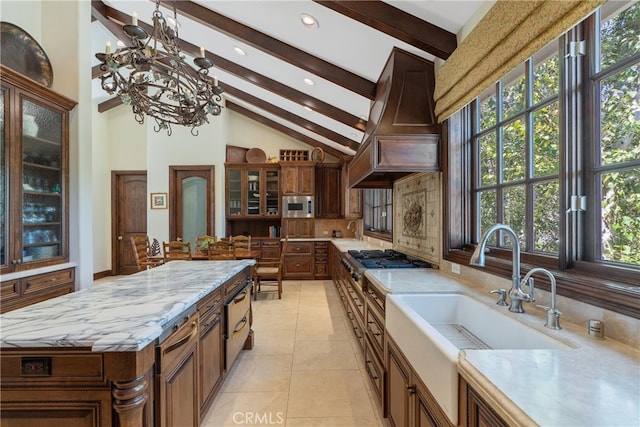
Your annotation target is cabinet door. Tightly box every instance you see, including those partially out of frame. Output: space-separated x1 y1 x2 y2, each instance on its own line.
247 169 261 216
280 166 297 195
264 168 280 216
199 308 223 413
297 165 315 195
227 168 243 217
316 165 341 218
0 86 8 272
387 340 411 427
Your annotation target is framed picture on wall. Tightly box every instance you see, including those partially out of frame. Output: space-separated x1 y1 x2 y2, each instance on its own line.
151 192 167 209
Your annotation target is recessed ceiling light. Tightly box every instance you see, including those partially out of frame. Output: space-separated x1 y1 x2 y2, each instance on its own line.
359 115 367 121
300 13 319 29
234 46 246 56
303 77 315 86
116 40 125 47
304 106 313 112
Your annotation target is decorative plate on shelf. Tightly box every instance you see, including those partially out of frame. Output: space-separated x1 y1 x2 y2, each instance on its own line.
1 22 53 87
246 147 267 163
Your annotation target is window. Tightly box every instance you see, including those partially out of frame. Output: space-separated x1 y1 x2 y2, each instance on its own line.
444 1 640 318
363 188 393 240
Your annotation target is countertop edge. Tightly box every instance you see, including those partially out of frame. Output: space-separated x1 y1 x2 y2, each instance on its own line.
458 354 538 427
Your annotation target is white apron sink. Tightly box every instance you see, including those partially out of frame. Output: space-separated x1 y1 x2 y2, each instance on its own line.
386 292 569 425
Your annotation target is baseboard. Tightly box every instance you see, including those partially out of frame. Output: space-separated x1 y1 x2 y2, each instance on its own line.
93 270 112 281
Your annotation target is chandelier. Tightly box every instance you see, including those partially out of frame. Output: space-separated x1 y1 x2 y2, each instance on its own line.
95 0 224 136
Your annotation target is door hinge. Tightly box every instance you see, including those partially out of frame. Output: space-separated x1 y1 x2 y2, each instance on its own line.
566 40 586 57
567 195 587 212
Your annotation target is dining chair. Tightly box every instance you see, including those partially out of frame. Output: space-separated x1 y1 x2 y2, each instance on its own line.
163 241 192 262
253 237 287 300
130 236 163 271
205 240 236 260
231 234 251 251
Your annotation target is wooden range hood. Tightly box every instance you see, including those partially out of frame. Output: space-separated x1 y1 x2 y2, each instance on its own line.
348 48 441 189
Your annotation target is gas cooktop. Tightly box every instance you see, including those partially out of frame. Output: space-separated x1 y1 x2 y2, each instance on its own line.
346 249 433 269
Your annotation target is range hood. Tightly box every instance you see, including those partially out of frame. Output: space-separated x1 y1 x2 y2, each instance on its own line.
348 48 441 189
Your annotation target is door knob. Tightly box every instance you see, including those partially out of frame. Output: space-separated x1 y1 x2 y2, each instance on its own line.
118 236 123 240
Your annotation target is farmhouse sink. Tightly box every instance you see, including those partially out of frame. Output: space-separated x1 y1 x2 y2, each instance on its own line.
386 292 570 425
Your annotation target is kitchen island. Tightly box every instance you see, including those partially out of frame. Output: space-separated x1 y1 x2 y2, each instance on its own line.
0 260 255 427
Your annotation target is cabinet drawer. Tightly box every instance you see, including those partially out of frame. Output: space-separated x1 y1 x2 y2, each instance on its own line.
366 305 385 358
198 289 222 314
1 353 104 381
24 269 74 295
284 258 313 274
1 280 20 300
225 270 250 298
285 241 313 255
157 312 199 371
364 335 384 403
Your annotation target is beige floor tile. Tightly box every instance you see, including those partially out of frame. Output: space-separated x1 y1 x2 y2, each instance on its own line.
252 328 296 355
201 391 288 427
295 315 349 341
287 370 376 418
292 339 358 370
251 309 298 332
222 352 292 393
286 416 383 427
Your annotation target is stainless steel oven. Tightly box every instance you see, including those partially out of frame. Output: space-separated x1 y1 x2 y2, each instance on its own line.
282 195 314 218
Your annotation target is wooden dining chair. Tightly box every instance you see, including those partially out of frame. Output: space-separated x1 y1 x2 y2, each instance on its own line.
130 236 163 271
205 240 236 260
231 234 251 251
163 241 192 262
253 237 287 300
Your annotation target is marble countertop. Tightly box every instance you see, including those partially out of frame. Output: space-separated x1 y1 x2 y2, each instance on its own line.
0 260 254 352
365 269 640 426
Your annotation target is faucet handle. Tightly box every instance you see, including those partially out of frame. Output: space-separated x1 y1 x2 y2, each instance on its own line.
490 289 508 306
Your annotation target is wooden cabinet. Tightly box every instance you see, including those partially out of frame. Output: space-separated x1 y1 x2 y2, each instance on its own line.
342 161 363 219
0 66 76 310
226 164 280 218
314 241 330 279
460 378 509 427
315 164 341 218
156 311 200 427
1 267 75 314
386 336 453 427
282 218 314 238
198 289 224 416
283 240 314 279
280 161 315 196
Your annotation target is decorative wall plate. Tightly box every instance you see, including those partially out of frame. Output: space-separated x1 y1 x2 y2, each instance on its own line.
1 22 53 87
246 147 267 163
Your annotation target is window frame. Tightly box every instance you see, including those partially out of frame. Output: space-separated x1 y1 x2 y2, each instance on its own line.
443 11 640 319
362 188 393 242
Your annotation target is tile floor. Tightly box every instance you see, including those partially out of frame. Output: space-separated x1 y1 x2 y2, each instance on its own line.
201 280 388 427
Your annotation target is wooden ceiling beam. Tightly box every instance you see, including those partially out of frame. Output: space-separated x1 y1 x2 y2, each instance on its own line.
223 86 360 151
226 101 352 160
91 2 365 132
164 0 376 100
314 0 456 59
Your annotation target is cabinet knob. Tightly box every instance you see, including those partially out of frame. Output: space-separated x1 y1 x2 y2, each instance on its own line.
406 385 416 395
118 236 123 240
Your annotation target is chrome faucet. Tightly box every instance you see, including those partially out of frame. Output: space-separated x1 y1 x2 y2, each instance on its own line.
522 268 562 330
469 223 534 313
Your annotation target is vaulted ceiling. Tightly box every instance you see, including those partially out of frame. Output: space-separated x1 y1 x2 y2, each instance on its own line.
91 0 488 159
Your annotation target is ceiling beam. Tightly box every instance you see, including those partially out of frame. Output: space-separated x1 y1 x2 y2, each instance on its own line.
164 0 376 100
314 0 457 59
226 101 351 160
223 86 360 151
92 2 365 132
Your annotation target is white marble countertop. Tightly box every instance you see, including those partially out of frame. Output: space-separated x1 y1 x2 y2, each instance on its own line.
0 260 254 352
365 269 640 426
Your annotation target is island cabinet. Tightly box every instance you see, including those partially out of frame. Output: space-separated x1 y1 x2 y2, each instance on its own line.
1 65 77 311
386 336 453 427
197 288 224 417
280 161 315 196
156 310 200 427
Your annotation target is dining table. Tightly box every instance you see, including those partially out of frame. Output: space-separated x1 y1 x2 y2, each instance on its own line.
191 248 261 260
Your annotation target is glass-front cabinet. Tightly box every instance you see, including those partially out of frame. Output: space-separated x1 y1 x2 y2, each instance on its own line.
225 164 280 218
1 65 76 275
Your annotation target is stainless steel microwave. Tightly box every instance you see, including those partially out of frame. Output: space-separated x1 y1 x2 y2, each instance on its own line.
282 196 314 218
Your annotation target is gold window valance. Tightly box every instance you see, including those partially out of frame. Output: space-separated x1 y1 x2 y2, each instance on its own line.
434 0 606 121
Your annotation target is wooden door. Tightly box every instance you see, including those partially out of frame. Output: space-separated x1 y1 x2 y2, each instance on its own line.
112 171 147 275
169 166 215 246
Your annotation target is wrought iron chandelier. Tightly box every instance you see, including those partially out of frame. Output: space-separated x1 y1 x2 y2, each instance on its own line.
95 0 223 136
